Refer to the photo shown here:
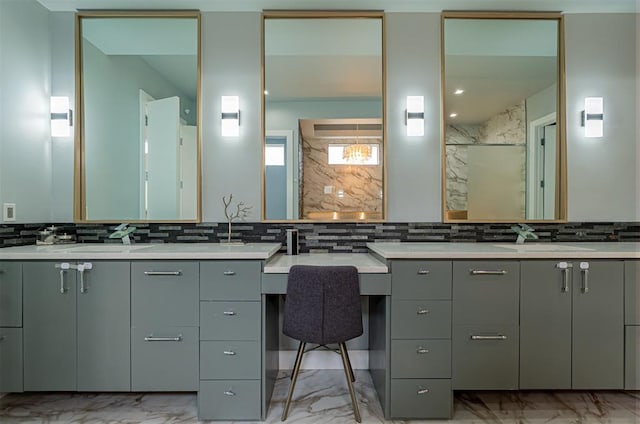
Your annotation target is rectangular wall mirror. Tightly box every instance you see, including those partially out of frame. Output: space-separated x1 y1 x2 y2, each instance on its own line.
75 11 201 222
263 12 385 221
442 12 566 222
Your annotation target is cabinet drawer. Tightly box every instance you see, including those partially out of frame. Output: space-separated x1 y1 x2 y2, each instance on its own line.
625 261 639 325
131 326 198 391
0 328 23 392
390 378 452 419
200 301 261 340
452 324 519 390
391 300 451 339
392 261 451 300
200 261 261 301
625 326 640 389
391 339 451 378
0 262 22 327
453 261 519 325
198 380 261 421
200 340 260 380
131 262 199 327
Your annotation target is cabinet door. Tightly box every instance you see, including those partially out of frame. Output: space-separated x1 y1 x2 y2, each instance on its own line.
0 262 22 327
0 328 23 392
23 262 77 391
520 261 571 389
572 260 624 389
77 261 131 391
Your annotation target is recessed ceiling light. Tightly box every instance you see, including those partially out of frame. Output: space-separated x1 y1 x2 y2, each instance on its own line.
449 113 458 118
454 89 464 95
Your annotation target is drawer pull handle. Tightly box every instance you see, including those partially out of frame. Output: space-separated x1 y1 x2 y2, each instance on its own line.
223 390 236 396
417 269 430 275
470 335 507 341
144 335 183 342
223 311 236 316
417 347 429 354
144 271 182 276
223 350 236 356
223 270 236 276
416 309 430 315
417 388 430 395
580 262 589 293
470 269 507 276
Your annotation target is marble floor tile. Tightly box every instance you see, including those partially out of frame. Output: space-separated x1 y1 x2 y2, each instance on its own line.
1 371 638 423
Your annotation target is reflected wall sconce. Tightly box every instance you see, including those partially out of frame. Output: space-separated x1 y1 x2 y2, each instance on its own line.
405 96 424 137
50 96 72 137
581 97 603 138
221 96 240 137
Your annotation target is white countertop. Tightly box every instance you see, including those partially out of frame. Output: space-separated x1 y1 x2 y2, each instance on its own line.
367 242 640 259
264 253 388 273
0 243 282 260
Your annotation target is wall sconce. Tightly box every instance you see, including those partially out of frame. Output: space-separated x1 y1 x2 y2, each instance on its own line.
221 95 240 137
581 97 603 138
50 96 72 137
405 96 424 137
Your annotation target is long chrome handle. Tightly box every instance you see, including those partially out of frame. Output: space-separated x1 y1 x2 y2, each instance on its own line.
417 347 429 354
416 309 430 315
470 335 507 341
223 390 236 396
223 270 236 276
223 311 236 316
223 350 236 356
417 388 429 395
556 262 573 293
144 335 183 342
59 270 67 294
580 262 589 293
417 269 430 275
77 263 92 293
469 269 507 276
143 271 182 276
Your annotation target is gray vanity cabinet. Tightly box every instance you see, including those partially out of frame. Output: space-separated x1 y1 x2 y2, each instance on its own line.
520 260 624 389
389 260 452 419
23 261 131 392
198 261 262 421
452 261 520 390
624 260 639 389
131 261 199 391
0 262 23 392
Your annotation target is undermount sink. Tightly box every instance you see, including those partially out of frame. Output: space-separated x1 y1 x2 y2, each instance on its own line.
54 244 152 253
493 243 595 252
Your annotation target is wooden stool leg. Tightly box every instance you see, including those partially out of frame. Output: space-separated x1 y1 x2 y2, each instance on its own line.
281 341 306 421
339 342 361 422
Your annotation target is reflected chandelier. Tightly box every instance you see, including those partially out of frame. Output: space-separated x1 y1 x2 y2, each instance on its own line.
342 144 372 164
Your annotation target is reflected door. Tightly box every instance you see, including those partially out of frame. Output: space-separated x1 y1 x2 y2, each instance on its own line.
542 124 556 219
265 136 288 220
146 96 180 220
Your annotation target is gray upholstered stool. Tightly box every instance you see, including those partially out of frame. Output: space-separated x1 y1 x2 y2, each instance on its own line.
281 265 363 422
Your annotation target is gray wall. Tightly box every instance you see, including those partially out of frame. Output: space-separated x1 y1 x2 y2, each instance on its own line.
565 14 637 221
637 12 640 221
0 0 52 223
5 5 638 224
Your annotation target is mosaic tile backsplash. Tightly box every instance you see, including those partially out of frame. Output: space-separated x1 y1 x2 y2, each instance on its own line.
1 222 639 253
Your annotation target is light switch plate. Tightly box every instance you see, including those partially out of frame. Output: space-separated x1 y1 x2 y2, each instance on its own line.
3 203 16 221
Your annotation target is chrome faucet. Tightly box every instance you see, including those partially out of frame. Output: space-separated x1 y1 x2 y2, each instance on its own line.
511 224 538 244
109 223 136 245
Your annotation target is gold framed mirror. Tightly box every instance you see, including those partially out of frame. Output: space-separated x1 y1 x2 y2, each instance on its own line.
262 11 385 222
442 12 566 223
75 11 201 222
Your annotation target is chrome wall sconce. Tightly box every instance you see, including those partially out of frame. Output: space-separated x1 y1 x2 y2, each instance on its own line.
50 96 72 138
405 95 424 137
221 96 240 137
581 97 604 138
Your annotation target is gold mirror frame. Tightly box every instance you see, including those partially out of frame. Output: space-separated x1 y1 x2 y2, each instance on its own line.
261 11 387 223
74 11 202 223
441 11 567 223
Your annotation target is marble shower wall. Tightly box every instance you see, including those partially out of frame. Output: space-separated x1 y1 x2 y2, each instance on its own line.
301 137 383 219
445 101 526 213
